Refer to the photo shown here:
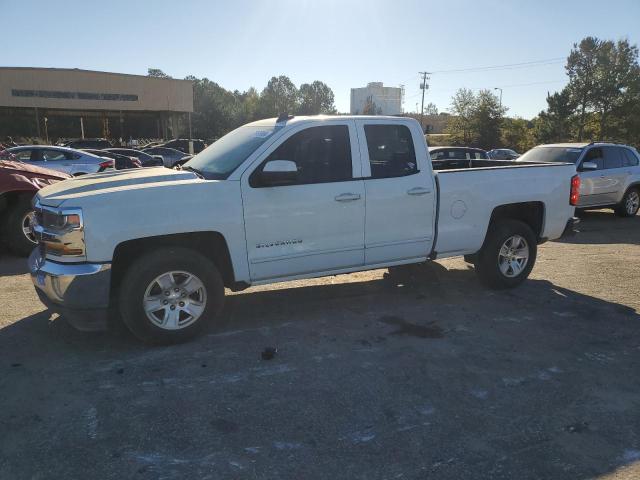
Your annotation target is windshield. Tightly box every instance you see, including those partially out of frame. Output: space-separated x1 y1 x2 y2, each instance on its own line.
517 146 582 164
184 125 281 179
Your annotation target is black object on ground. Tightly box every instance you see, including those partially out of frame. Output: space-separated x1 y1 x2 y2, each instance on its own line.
261 347 278 360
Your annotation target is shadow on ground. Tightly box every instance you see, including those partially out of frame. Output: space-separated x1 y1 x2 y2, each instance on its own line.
1 259 639 479
556 209 640 245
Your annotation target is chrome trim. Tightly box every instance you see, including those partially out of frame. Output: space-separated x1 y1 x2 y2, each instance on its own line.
29 249 111 309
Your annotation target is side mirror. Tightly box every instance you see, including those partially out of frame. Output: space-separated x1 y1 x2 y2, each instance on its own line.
260 160 298 186
580 161 598 171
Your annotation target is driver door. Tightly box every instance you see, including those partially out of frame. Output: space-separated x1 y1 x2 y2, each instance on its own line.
241 121 365 281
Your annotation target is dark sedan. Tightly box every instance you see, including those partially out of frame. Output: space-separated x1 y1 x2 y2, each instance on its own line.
82 149 142 170
104 148 164 167
142 146 191 168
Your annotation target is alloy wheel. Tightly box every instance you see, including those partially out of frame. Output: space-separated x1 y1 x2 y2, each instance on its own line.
143 271 207 330
498 235 529 278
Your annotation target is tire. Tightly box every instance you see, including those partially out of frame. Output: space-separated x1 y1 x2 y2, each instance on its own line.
118 247 225 345
3 196 37 256
474 219 537 289
615 188 640 217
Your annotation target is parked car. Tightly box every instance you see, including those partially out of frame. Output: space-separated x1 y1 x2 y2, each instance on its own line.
29 115 578 343
516 142 640 216
104 148 165 167
429 146 489 169
142 146 192 168
60 138 112 150
6 146 114 176
160 138 206 154
0 160 70 255
488 149 520 160
81 149 142 170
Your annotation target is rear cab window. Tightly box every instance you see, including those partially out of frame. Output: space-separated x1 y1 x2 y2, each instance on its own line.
363 124 417 178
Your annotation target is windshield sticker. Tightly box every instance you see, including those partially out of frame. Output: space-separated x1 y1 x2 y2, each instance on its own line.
254 130 272 138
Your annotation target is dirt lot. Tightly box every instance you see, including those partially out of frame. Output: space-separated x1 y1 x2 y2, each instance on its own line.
1 210 640 479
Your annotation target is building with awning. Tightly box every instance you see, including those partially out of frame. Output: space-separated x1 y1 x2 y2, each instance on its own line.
0 67 194 142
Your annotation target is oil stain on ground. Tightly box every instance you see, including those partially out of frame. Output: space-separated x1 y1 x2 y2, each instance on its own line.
379 315 444 339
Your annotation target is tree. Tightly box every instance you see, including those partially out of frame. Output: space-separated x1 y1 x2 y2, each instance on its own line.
297 81 336 115
501 118 535 152
361 96 382 115
445 88 478 145
534 88 575 143
474 89 507 149
565 37 640 140
424 102 438 115
187 76 238 140
258 76 298 117
147 68 172 79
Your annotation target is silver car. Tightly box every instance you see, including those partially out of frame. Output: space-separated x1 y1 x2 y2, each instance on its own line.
7 145 112 176
517 142 640 216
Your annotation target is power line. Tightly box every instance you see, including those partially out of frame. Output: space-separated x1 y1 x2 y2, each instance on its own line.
429 57 565 74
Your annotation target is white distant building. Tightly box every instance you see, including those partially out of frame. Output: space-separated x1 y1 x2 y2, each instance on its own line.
350 82 403 115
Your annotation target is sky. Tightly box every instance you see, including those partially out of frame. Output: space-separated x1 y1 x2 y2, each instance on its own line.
3 0 640 118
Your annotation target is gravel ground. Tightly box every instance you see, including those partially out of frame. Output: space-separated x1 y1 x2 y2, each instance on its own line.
1 210 639 480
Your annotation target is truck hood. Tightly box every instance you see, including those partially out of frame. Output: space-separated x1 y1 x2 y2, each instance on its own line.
36 167 200 207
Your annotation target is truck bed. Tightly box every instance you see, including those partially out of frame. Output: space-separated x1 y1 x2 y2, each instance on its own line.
432 159 548 171
432 161 576 258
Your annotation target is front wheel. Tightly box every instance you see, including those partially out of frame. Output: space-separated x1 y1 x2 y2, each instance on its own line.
3 197 37 256
474 219 537 289
118 247 225 344
615 188 640 217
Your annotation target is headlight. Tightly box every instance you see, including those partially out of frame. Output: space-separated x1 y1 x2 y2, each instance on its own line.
33 201 86 259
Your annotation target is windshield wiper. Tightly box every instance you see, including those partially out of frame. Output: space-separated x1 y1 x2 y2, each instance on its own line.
181 165 204 179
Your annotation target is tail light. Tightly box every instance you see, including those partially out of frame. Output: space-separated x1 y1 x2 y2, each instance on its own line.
99 160 114 170
570 174 580 206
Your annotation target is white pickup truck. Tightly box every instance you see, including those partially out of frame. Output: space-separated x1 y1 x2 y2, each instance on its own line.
29 115 579 344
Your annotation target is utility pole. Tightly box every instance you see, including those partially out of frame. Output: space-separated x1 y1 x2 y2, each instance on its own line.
419 71 431 133
494 87 503 109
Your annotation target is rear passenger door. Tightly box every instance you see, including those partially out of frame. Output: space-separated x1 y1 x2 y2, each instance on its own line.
356 120 436 265
601 147 628 204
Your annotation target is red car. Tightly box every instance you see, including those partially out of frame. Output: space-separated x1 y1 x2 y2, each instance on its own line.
0 159 70 256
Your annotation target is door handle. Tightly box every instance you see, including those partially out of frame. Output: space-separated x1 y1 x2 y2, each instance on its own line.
334 193 361 202
407 187 431 196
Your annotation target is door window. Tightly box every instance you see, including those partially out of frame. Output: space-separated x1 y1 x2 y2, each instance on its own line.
364 124 417 178
582 148 604 170
252 125 352 186
621 148 639 167
41 149 67 161
13 149 34 161
603 147 623 169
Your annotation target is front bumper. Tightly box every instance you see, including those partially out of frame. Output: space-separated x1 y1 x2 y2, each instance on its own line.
28 249 112 331
561 216 580 238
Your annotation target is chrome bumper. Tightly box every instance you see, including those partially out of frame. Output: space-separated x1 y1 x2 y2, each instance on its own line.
28 249 112 331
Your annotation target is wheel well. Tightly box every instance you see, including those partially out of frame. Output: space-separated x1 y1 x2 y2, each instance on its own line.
0 191 33 220
624 183 640 194
110 232 236 296
489 202 545 240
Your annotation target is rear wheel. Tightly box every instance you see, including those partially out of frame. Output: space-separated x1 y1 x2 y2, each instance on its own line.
3 197 37 256
615 188 640 217
118 247 225 344
474 219 537 289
